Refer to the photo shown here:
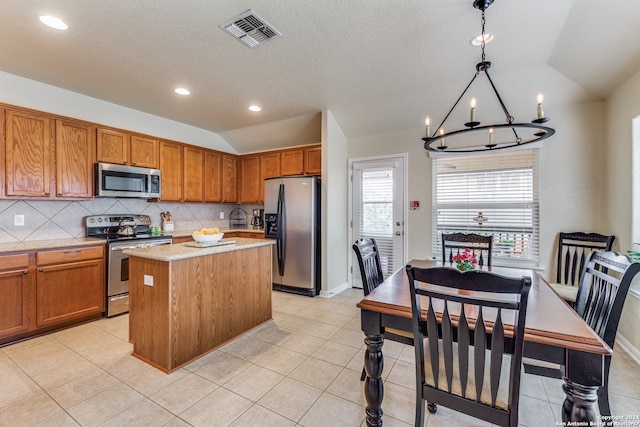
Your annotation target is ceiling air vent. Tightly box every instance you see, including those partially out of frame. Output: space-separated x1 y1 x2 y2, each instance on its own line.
221 9 282 48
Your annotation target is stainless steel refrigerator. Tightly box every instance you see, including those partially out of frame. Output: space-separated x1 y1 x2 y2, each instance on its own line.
264 176 320 296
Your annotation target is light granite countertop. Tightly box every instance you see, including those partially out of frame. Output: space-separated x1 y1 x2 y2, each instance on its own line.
0 228 265 255
123 237 274 262
0 237 106 254
169 227 264 239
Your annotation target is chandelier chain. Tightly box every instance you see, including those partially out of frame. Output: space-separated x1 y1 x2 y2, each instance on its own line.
481 10 486 63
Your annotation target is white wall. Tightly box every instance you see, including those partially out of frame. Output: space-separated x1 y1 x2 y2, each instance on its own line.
605 68 640 354
348 128 432 262
0 71 236 153
321 110 349 296
346 102 608 276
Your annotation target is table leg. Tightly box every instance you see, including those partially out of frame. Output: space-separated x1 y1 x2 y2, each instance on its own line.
363 333 384 427
562 349 603 423
561 379 600 423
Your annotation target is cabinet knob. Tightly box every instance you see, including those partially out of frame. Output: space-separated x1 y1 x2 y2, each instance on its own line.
123 160 128 164
58 193 63 197
38 268 44 272
45 192 50 196
132 161 137 166
23 270 28 274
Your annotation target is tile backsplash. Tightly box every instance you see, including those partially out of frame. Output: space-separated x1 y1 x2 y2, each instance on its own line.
0 198 262 243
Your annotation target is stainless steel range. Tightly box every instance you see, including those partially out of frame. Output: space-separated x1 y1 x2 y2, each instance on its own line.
85 214 172 317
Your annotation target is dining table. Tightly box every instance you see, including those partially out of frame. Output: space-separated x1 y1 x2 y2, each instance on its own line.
357 259 612 426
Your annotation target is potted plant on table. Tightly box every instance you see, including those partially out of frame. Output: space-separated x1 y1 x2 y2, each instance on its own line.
451 248 478 271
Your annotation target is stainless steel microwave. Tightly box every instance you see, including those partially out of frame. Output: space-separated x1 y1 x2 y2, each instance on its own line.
95 162 161 198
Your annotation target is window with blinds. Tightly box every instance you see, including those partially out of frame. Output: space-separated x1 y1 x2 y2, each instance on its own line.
353 163 397 279
432 149 539 267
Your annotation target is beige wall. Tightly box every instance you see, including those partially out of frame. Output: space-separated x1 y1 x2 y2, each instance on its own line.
346 102 608 275
321 111 349 295
1 71 235 153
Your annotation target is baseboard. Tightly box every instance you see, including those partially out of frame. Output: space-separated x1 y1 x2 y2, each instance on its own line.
616 334 640 366
319 282 349 298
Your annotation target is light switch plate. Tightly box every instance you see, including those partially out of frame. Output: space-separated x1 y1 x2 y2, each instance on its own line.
144 275 154 286
219 212 224 219
14 215 24 226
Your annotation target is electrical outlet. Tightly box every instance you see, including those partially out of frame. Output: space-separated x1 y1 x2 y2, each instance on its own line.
14 214 24 226
219 212 224 219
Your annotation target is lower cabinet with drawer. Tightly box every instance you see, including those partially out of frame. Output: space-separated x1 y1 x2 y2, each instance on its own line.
0 253 34 340
36 246 105 328
0 244 105 345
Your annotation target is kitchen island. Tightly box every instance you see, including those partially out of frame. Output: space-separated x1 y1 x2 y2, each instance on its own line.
124 237 274 373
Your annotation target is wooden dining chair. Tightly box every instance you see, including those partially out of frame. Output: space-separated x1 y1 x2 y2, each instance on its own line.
406 265 531 427
549 232 615 303
353 238 413 381
442 232 493 267
572 251 640 416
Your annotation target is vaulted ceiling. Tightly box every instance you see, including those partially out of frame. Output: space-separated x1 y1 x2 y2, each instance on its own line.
1 0 639 153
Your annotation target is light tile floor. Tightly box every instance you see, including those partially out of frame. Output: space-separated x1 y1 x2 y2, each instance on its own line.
1 288 640 426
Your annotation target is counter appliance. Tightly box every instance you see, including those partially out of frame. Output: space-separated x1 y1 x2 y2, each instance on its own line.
264 176 320 296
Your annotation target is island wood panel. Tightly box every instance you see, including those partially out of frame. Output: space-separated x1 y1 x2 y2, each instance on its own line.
129 258 171 369
129 244 272 372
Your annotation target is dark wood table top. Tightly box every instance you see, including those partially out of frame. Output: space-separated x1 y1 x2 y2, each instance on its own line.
357 260 612 356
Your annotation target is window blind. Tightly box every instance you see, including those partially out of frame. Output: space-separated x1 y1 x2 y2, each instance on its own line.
432 150 539 267
353 163 396 279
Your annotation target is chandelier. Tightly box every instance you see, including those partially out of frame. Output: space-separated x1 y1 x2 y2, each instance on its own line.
423 0 555 153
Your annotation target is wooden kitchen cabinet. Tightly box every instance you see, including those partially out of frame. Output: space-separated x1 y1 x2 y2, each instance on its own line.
0 253 33 340
97 129 158 169
97 128 130 165
56 120 95 198
3 111 93 200
260 152 281 202
204 150 222 202
238 155 261 203
4 109 54 197
159 140 184 202
183 146 204 202
281 148 304 176
35 246 105 328
130 135 158 168
304 145 321 175
221 154 237 203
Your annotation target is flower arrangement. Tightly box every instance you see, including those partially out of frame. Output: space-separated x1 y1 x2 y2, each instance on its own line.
452 248 478 271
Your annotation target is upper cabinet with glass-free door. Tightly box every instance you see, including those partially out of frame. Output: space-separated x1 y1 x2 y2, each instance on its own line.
4 108 94 200
97 128 158 169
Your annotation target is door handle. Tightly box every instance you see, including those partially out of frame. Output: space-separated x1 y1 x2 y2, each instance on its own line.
396 221 401 226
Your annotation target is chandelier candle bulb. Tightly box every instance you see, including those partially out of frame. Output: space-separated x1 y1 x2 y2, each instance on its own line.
439 128 445 146
470 98 476 122
425 116 431 138
489 127 494 144
537 92 544 119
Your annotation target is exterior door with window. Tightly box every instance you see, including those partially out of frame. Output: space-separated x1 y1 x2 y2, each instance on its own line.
350 156 405 288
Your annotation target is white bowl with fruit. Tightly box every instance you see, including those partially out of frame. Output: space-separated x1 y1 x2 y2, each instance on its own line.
192 228 224 243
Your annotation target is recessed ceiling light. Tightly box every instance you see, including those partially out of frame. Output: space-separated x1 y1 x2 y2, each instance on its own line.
39 15 68 30
470 33 494 46
249 105 262 112
174 88 190 95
